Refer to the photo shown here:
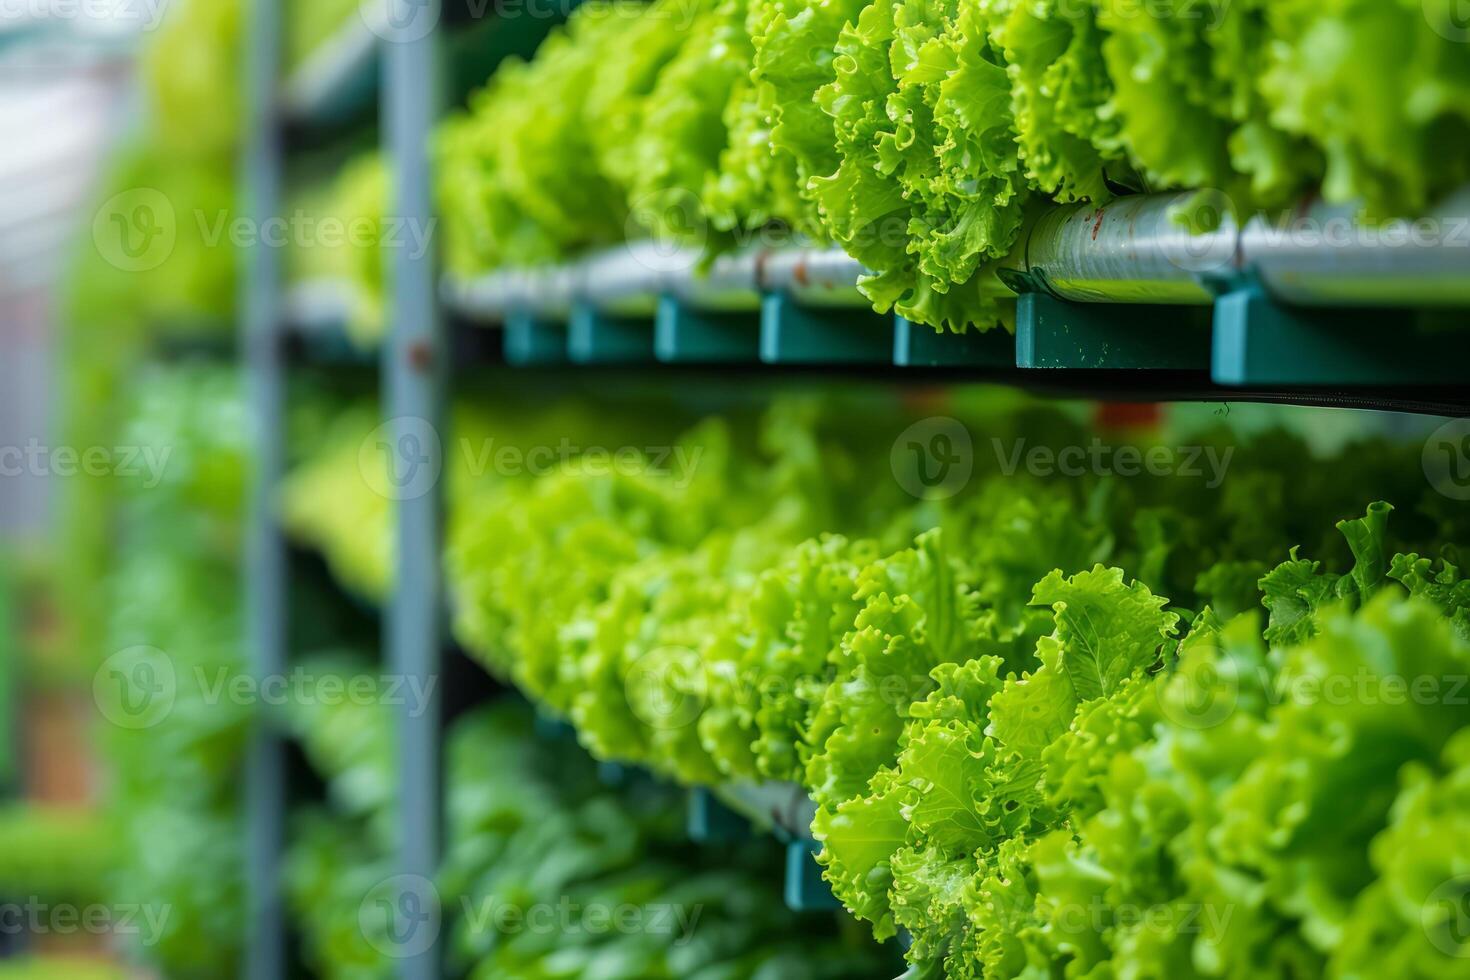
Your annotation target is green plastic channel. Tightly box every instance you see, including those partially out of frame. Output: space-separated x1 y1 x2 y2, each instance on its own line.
597 761 632 787
289 328 377 366
1212 282 1470 387
759 294 892 365
279 281 366 364
532 712 577 742
785 841 841 912
1016 293 1213 370
894 317 1016 368
655 296 760 364
568 304 655 365
687 788 751 844
503 312 569 366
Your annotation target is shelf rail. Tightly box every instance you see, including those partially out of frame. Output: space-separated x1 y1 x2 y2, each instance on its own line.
241 0 288 976
384 1 447 978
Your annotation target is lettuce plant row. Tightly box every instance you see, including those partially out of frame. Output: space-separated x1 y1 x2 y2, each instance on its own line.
280 390 1470 978
426 397 1470 979
438 0 1470 331
284 677 890 978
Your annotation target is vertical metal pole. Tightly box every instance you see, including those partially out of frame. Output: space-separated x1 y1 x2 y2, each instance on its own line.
384 2 445 979
242 0 287 976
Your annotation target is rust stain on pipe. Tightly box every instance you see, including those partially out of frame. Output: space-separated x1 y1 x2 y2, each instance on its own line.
407 339 434 372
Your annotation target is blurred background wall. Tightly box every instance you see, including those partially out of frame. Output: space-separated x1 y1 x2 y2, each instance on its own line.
0 11 139 539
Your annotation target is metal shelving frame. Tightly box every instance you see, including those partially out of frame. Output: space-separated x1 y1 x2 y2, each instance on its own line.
383 2 447 978
241 8 1469 978
241 0 288 976
244 1 452 978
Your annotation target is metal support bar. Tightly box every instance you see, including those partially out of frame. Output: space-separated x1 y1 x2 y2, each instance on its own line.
242 0 287 976
384 2 445 978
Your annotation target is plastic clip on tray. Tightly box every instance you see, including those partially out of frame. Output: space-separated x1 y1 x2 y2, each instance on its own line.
504 312 569 366
688 784 839 913
1003 191 1470 379
529 711 838 911
444 243 1010 370
757 250 890 366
